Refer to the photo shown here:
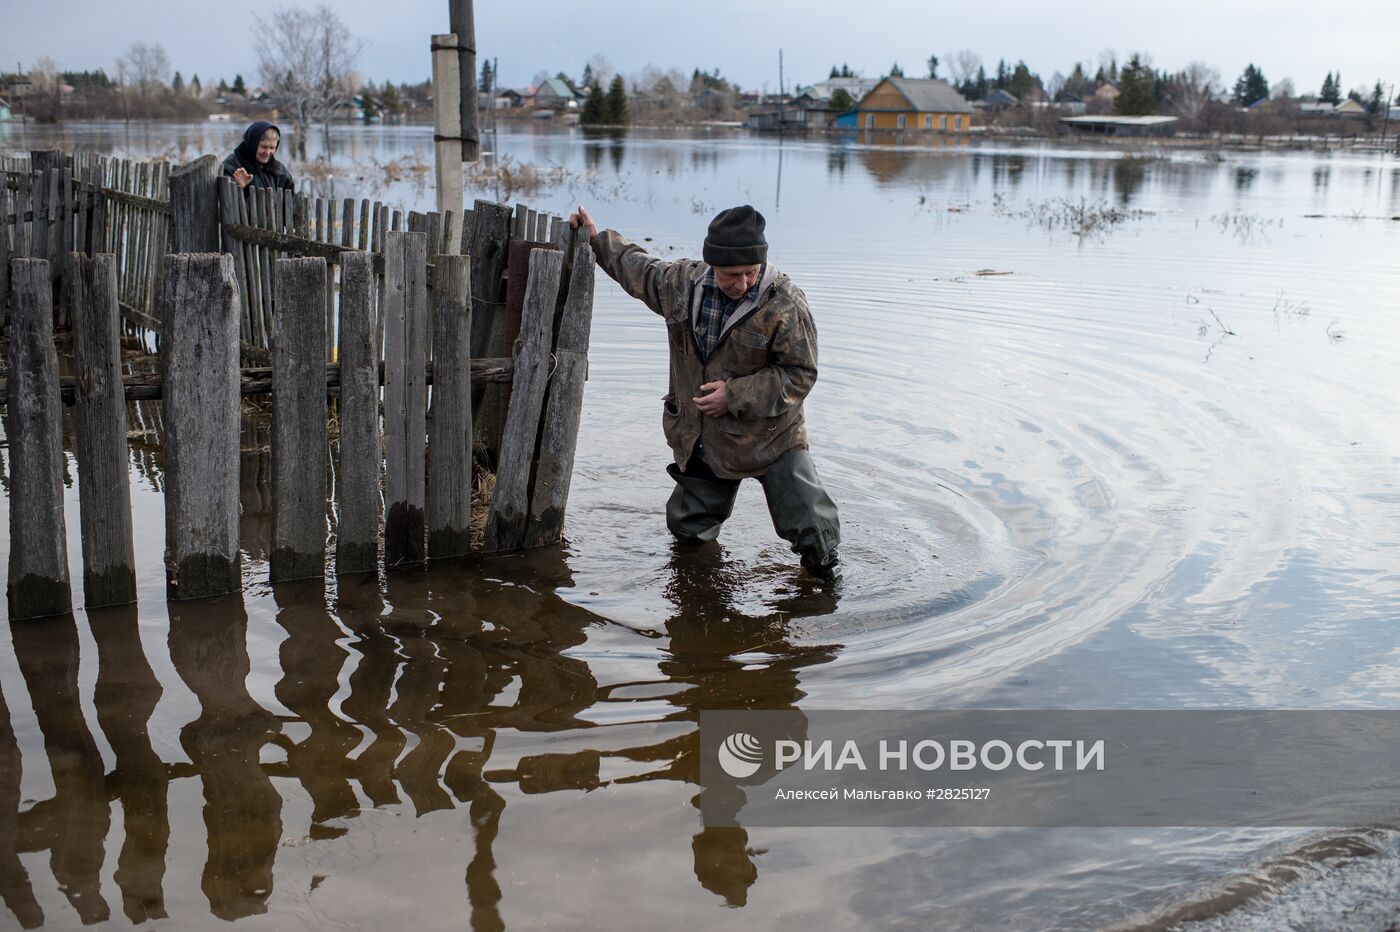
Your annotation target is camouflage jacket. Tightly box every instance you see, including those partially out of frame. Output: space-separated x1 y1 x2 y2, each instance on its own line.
594 230 818 479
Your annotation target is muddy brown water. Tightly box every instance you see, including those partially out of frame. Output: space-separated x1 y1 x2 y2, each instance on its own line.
1 123 1399 929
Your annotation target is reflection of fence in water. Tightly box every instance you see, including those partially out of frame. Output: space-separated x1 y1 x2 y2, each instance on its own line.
0 588 596 926
0 567 835 927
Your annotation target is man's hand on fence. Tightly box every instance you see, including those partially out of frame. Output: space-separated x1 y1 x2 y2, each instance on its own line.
568 205 598 243
233 167 252 188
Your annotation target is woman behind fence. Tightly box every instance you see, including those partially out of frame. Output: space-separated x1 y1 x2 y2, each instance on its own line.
221 121 295 193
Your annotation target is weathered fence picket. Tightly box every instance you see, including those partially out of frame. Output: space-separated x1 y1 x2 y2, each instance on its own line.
6 260 72 619
526 232 597 547
170 155 220 253
469 199 513 454
427 254 474 558
382 231 429 567
335 252 382 575
70 254 137 607
0 185 10 328
483 248 565 552
161 254 243 600
271 258 329 582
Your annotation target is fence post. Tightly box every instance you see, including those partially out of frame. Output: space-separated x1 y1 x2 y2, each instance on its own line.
383 231 429 567
271 257 329 582
427 255 473 558
336 252 382 575
170 154 221 253
483 248 564 552
6 260 72 619
525 232 596 547
71 253 138 607
162 254 243 600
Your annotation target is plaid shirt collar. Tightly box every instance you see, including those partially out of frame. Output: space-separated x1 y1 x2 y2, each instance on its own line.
695 265 763 360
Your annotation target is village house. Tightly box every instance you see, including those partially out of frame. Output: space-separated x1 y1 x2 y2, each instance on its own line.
530 77 580 110
810 75 879 102
477 87 525 110
839 77 973 132
1053 91 1088 114
748 89 837 131
974 87 1020 111
1092 82 1121 105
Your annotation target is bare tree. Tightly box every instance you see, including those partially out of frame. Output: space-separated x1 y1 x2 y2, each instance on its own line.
115 41 172 100
585 54 615 92
632 64 664 93
254 5 363 141
29 56 60 93
1097 48 1119 79
1163 62 1222 131
1271 77 1296 100
945 50 981 88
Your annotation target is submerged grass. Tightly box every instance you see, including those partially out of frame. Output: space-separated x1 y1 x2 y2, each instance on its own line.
994 193 1150 238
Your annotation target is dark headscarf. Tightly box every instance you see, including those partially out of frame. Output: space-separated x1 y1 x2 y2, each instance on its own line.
232 121 282 173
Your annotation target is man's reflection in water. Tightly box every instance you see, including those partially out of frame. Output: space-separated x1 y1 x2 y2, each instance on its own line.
660 543 840 907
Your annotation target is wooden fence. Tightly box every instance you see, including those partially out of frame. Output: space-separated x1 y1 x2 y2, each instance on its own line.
3 151 597 620
1 152 172 331
1 150 574 354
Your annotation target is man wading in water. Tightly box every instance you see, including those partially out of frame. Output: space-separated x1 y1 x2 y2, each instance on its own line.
569 204 841 582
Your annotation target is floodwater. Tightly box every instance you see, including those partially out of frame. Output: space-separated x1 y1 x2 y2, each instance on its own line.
1 121 1399 930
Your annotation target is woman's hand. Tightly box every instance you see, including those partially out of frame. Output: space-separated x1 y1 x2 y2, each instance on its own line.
233 167 252 188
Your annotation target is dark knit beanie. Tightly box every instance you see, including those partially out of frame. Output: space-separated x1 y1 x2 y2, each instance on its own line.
703 205 768 267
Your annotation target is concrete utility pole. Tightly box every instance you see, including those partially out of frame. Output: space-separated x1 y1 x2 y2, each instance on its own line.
432 2 480 215
449 0 480 162
431 34 465 217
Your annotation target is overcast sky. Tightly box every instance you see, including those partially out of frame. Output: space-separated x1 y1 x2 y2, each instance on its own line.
3 0 1395 97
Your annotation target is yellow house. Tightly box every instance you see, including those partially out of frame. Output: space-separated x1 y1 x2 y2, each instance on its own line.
852 77 974 132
